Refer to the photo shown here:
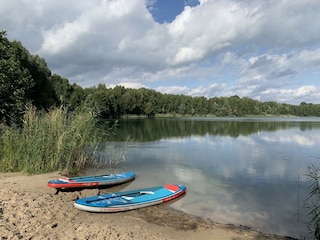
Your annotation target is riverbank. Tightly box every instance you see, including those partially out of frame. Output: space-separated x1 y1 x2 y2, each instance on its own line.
0 172 295 240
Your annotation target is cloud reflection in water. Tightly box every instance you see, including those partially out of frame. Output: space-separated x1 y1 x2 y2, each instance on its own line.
121 123 320 238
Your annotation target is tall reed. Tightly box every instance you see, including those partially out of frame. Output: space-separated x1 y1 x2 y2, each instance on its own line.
0 106 116 174
306 164 320 239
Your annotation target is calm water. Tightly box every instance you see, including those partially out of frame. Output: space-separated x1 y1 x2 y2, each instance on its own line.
97 117 320 238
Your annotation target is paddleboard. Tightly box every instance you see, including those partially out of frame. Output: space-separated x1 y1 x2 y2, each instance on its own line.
74 184 186 212
47 171 135 189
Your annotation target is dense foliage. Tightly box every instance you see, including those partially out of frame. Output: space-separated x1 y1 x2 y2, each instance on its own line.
1 30 320 127
0 31 34 125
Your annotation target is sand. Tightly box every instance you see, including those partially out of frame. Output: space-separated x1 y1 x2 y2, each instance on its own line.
0 172 295 240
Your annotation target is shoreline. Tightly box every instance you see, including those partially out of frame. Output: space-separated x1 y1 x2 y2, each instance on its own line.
0 172 296 240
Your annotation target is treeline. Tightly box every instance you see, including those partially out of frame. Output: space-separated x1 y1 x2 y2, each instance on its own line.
83 85 320 118
1 30 320 126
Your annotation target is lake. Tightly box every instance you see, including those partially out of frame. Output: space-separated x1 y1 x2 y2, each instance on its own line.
95 117 320 238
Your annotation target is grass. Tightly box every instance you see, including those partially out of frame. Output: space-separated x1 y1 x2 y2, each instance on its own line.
0 106 118 175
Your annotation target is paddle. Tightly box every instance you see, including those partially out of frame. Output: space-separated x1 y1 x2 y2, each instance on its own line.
84 191 155 203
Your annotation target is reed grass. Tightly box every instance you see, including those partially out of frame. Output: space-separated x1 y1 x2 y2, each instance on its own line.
306 164 320 239
0 106 117 174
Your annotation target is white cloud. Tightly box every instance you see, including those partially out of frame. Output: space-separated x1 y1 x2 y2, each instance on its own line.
170 47 205 65
41 20 90 54
108 82 147 89
155 86 190 95
296 85 318 97
189 83 227 97
260 85 320 104
155 82 227 98
1 0 320 104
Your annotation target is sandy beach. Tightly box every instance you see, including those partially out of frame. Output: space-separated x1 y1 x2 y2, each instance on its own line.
0 172 295 240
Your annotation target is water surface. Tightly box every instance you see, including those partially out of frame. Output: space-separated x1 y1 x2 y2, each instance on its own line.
97 117 320 238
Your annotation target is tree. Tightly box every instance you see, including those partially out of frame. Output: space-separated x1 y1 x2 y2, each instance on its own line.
0 31 34 125
11 40 57 109
144 102 155 118
51 74 86 111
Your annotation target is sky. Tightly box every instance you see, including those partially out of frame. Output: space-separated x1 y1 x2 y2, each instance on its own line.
1 0 320 105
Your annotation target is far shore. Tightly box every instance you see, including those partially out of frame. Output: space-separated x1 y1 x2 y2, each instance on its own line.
120 113 300 119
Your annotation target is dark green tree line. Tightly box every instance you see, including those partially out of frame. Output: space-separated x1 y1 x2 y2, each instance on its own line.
81 87 320 119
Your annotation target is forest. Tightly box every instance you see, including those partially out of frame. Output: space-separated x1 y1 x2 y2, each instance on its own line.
1 30 320 126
